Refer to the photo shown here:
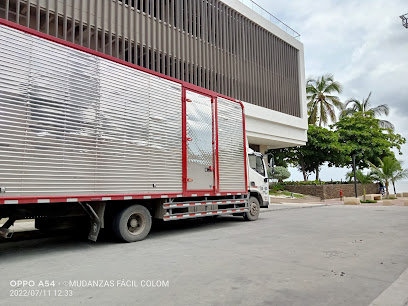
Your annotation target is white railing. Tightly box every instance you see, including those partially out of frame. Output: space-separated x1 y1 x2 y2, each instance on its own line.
238 0 301 39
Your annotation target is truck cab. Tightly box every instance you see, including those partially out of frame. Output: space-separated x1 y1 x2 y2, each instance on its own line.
247 149 270 208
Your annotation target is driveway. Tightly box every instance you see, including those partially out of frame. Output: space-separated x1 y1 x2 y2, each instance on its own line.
0 204 407 306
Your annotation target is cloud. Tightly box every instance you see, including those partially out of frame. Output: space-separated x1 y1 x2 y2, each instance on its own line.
255 0 408 179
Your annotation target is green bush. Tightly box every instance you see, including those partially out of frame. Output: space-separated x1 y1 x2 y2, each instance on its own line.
270 166 291 182
280 181 325 186
269 183 285 191
360 200 377 203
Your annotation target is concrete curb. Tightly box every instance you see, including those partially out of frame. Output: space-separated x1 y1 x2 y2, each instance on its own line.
369 267 408 306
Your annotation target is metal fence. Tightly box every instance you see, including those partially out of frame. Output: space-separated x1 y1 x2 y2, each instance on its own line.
238 0 300 39
0 0 301 117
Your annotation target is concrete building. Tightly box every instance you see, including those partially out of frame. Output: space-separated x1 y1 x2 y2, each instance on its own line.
0 0 307 153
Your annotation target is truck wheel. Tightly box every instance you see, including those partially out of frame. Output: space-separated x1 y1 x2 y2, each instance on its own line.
244 196 260 221
112 205 152 242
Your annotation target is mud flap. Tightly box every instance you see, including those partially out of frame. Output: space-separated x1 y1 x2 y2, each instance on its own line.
80 203 105 242
88 218 101 242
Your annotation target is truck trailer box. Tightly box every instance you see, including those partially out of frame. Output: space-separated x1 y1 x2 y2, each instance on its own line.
0 20 265 242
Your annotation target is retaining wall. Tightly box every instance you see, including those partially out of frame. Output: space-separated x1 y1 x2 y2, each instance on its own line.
283 183 380 200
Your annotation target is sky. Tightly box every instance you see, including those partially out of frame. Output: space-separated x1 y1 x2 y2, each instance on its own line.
256 0 408 181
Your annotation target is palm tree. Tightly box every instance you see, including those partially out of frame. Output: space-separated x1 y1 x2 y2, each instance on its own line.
391 168 408 195
307 74 343 127
342 92 394 130
369 156 404 197
346 170 373 201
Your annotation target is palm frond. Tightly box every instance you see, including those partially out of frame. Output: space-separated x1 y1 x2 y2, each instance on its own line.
362 92 372 111
394 169 408 180
323 81 343 94
356 170 373 184
308 101 318 125
380 156 402 178
346 170 373 184
317 76 326 92
368 160 385 183
306 86 318 95
323 73 335 82
307 93 317 103
344 98 364 112
323 101 337 123
370 104 390 117
326 95 343 109
379 120 394 130
345 170 354 181
340 108 356 118
319 101 328 126
370 170 385 184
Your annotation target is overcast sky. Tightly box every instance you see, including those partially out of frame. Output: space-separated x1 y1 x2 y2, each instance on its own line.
256 0 408 181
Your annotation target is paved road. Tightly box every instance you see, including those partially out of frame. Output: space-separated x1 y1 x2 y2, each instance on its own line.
0 204 407 306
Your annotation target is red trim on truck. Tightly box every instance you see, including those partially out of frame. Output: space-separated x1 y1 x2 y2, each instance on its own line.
182 87 188 194
0 191 246 205
241 102 249 191
183 88 216 194
214 97 221 193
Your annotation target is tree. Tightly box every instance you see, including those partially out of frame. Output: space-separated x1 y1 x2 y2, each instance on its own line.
267 145 314 181
369 156 406 197
334 113 405 169
307 74 343 127
265 149 290 168
341 92 394 130
391 168 408 194
346 170 373 201
269 125 349 181
270 166 290 182
305 125 349 181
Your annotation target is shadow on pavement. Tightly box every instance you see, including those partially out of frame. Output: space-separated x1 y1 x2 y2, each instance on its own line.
0 215 254 256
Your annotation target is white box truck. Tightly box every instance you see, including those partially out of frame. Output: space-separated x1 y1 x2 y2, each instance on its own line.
0 20 270 242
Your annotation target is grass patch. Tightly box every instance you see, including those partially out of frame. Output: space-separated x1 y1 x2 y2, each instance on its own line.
269 183 285 192
360 200 377 203
269 190 304 198
383 197 397 200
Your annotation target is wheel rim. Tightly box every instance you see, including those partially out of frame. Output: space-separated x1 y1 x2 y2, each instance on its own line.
249 201 259 216
127 213 146 236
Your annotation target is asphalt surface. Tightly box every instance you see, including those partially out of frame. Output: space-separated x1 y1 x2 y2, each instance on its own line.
0 204 408 306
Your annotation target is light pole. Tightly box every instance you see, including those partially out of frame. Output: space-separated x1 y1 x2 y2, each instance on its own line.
352 153 358 198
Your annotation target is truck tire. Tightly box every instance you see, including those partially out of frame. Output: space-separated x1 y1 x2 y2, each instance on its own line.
112 205 152 242
244 196 260 221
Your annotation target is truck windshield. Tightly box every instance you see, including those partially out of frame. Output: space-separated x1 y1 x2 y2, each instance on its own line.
249 154 265 177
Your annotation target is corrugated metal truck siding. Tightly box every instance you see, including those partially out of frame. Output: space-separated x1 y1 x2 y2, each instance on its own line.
0 24 183 196
217 97 246 192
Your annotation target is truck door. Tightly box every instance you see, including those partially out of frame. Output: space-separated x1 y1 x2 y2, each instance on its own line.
184 90 215 191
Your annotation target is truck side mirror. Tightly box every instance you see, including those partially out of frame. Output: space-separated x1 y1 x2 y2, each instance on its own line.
269 156 274 168
269 157 275 177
